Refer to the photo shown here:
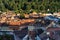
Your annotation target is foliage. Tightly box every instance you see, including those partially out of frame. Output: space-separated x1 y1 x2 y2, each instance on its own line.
0 35 14 40
0 0 60 13
20 14 25 19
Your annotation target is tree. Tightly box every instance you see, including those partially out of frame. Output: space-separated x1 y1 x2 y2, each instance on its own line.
0 0 59 13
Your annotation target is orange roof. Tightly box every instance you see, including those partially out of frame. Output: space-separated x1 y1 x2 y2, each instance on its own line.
9 19 35 26
9 21 21 26
24 14 29 18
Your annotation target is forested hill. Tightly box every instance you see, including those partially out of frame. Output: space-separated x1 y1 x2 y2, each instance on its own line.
0 0 60 13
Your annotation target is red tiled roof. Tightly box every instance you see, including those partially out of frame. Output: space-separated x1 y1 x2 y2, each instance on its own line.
9 19 35 26
47 28 60 32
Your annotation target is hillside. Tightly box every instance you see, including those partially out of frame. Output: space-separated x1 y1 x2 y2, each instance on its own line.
0 0 60 13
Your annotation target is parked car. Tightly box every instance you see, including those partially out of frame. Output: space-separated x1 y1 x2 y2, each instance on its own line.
58 16 60 19
58 19 60 24
44 15 59 22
